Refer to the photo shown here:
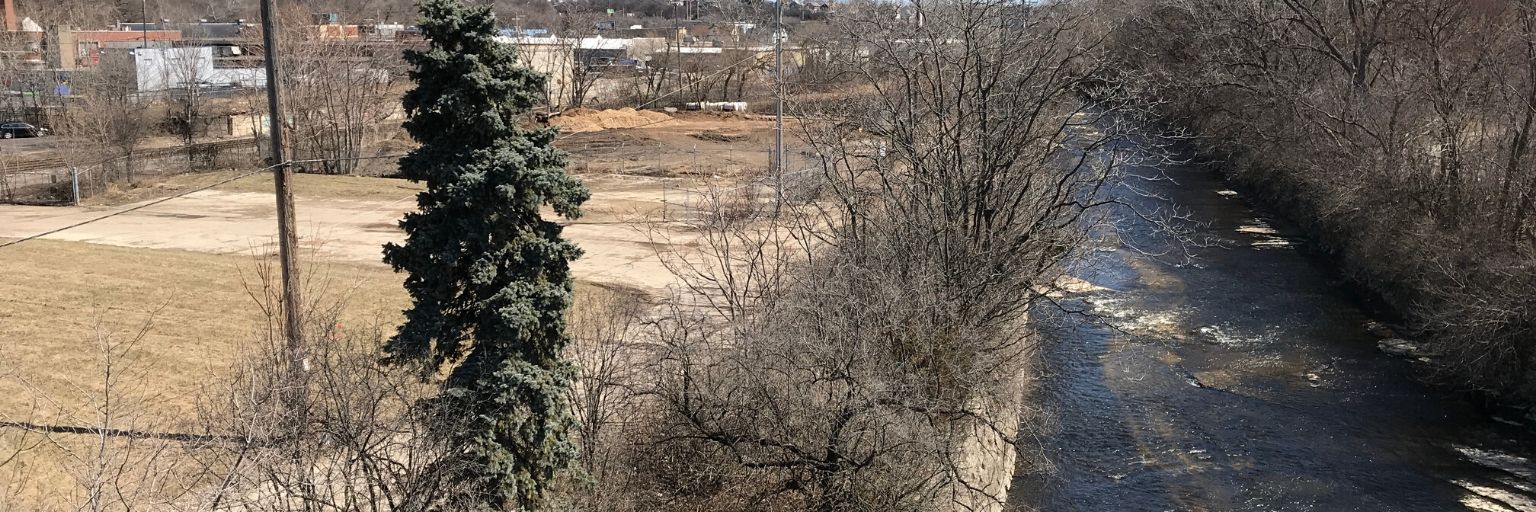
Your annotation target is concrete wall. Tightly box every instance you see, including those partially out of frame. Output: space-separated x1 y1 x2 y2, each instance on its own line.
133 47 264 92
501 38 575 108
498 36 683 108
208 66 265 89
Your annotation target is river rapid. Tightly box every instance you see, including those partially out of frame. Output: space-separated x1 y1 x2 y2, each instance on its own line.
1007 132 1536 511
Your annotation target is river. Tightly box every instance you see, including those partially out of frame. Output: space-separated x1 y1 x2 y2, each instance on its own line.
1007 133 1536 511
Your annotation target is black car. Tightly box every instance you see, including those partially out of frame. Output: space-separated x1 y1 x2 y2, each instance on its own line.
0 122 45 139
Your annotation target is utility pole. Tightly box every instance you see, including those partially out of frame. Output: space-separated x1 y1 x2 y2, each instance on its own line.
259 0 305 382
139 0 148 49
773 0 784 209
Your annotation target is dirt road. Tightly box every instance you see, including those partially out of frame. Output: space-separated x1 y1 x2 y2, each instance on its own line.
0 172 692 293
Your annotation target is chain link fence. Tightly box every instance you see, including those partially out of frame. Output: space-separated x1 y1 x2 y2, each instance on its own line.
0 138 260 206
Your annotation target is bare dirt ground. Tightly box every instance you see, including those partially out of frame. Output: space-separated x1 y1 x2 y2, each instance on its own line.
0 109 776 416
2 111 778 293
1 169 686 293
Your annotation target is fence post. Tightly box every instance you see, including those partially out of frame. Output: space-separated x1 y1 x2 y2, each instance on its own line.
70 166 80 206
660 144 669 221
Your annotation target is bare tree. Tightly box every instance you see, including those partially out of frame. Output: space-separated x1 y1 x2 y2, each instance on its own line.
556 9 606 108
715 48 769 102
1108 0 1536 399
563 286 648 511
632 38 676 105
72 53 150 185
161 47 214 168
279 11 404 175
619 2 1147 510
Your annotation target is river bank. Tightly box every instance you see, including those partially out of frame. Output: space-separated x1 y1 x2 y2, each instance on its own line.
1006 136 1536 511
1194 145 1536 425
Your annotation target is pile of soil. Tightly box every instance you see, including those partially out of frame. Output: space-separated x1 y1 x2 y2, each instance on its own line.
550 107 673 133
689 129 749 142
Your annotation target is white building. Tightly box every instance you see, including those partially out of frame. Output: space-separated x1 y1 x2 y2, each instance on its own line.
132 47 265 92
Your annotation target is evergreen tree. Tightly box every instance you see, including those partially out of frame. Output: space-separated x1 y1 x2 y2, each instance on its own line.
382 0 589 508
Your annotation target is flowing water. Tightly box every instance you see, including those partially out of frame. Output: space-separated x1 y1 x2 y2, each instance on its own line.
1007 135 1536 511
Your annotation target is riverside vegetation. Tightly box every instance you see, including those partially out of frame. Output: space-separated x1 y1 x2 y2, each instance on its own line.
1101 0 1536 404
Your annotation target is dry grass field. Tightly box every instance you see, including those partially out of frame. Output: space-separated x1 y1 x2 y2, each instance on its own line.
0 239 410 422
82 169 427 207
0 239 410 508
0 110 776 507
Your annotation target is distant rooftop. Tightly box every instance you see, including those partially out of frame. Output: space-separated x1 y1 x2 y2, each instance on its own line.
116 21 252 39
497 35 646 50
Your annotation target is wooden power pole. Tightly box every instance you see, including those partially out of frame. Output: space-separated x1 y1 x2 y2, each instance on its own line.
773 0 784 208
259 0 305 378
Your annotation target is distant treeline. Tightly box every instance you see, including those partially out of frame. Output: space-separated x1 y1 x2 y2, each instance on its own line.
80 0 784 30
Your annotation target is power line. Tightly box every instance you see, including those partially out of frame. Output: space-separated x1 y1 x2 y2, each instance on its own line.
286 153 412 168
631 52 764 110
552 53 765 142
0 153 415 251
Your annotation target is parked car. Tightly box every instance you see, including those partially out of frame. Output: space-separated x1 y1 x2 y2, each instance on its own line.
0 122 46 139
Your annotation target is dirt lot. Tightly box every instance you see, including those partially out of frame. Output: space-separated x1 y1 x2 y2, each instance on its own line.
0 110 773 402
556 109 790 177
0 110 781 505
2 172 690 292
3 110 780 291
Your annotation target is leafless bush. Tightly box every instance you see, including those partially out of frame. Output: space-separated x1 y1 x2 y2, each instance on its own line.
600 2 1150 510
563 285 650 511
176 254 478 511
188 319 479 511
1109 0 1536 399
0 308 202 511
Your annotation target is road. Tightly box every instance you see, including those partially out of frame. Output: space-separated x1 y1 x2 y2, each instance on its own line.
0 135 55 155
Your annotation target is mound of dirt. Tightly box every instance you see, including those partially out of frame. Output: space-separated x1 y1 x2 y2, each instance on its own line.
689 129 749 142
551 107 673 133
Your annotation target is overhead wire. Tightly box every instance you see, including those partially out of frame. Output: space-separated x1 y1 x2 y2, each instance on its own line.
0 153 413 251
3 54 786 249
635 52 763 110
5 38 778 248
